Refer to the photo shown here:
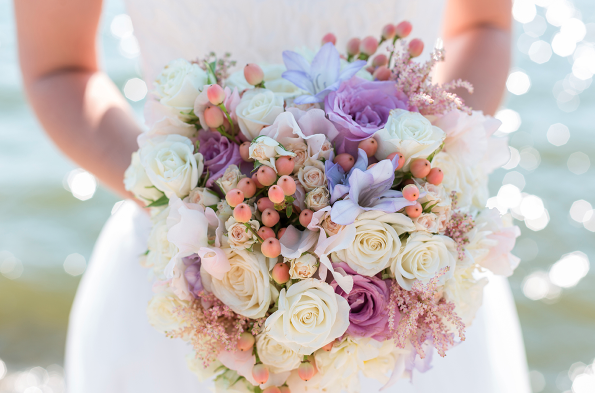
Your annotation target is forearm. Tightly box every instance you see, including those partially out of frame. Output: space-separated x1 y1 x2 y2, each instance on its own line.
25 70 142 197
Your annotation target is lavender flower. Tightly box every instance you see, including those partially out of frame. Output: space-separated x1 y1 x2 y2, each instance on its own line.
197 130 242 187
330 160 415 225
282 43 366 104
332 262 392 341
325 148 368 203
182 254 203 298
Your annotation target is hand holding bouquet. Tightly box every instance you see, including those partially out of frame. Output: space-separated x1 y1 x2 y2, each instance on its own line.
125 21 521 393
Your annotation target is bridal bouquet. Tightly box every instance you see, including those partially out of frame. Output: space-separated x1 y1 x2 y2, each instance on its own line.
125 21 521 393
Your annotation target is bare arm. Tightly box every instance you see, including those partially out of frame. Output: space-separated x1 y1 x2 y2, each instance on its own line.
15 0 142 197
435 0 512 115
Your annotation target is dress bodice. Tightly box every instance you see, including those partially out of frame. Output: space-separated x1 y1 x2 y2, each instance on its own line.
123 0 447 85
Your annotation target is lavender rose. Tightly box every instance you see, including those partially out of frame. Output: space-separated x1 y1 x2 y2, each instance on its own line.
197 130 242 187
331 262 393 340
183 254 203 298
325 78 408 156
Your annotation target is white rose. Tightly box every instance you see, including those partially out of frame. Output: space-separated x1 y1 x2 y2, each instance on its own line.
412 213 439 233
213 370 253 393
216 200 234 223
265 279 350 355
305 187 330 212
431 151 484 208
391 232 457 290
146 289 189 334
289 253 318 279
140 134 204 198
124 152 164 204
236 89 284 140
298 158 326 192
226 64 303 99
374 109 445 171
146 207 178 278
154 58 209 110
256 334 302 374
216 165 245 194
444 265 488 326
201 248 274 318
249 136 295 168
186 353 223 382
334 211 414 277
185 187 220 208
225 217 260 250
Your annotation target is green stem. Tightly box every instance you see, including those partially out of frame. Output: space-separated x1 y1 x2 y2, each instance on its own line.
388 36 400 69
218 103 236 137
244 223 264 243
217 126 240 145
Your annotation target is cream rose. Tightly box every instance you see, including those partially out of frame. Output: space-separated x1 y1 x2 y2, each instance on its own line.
201 248 274 318
140 134 204 198
298 158 326 192
443 265 488 326
216 200 234 223
236 89 284 140
256 334 302 374
146 207 178 278
249 136 295 168
390 232 457 290
289 253 318 279
412 213 440 233
334 211 415 276
225 217 260 250
305 187 330 212
319 211 345 237
265 279 350 355
216 165 245 194
154 58 208 110
185 187 220 208
146 289 189 334
374 109 445 171
124 152 164 204
431 151 485 208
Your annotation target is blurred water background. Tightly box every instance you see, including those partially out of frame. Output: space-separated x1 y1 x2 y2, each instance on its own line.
1 0 594 392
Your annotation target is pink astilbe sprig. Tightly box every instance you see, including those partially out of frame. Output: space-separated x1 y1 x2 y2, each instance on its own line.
390 44 473 116
193 52 237 84
167 291 264 368
443 192 475 260
389 268 466 358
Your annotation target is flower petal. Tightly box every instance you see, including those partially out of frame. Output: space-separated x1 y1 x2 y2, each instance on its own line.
282 70 315 93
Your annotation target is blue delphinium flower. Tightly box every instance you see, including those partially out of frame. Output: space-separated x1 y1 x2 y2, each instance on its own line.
282 43 366 104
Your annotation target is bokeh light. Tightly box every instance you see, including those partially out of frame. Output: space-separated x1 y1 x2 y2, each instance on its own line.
64 169 97 201
507 70 532 95
0 251 23 280
63 253 87 277
546 123 570 146
567 151 590 175
519 147 541 171
520 195 545 220
529 369 546 392
549 251 590 288
569 200 592 223
495 108 522 133
502 170 526 191
124 78 148 102
528 40 552 64
545 0 575 27
110 14 133 38
513 0 537 24
501 146 521 170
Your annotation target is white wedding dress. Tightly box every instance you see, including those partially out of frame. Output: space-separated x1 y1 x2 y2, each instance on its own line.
65 1 532 392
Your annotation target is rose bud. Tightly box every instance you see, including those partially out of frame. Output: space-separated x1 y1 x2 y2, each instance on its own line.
257 166 277 186
257 197 275 212
206 84 226 106
204 106 224 129
405 202 423 218
358 138 378 158
333 153 355 172
272 262 290 284
395 21 413 38
346 37 361 56
244 63 264 86
275 156 295 176
277 175 297 196
359 36 379 56
410 158 431 178
408 38 424 58
233 203 252 223
427 167 444 185
252 363 269 384
372 54 388 67
258 226 276 240
402 184 420 201
268 185 285 204
237 178 257 198
261 208 280 227
240 141 252 162
321 32 337 46
299 209 313 227
226 189 244 207
373 66 391 81
236 332 255 351
298 361 316 382
261 238 281 258
381 23 397 40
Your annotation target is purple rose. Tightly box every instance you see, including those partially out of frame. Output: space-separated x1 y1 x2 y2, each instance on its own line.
325 77 408 156
198 130 242 188
183 254 203 298
331 262 394 340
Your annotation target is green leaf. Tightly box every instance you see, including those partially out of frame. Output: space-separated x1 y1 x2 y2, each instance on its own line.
207 204 218 211
286 205 293 218
285 196 295 204
142 249 150 256
146 194 169 208
426 142 444 163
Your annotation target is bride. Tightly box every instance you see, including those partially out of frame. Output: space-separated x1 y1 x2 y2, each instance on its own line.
16 0 531 392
